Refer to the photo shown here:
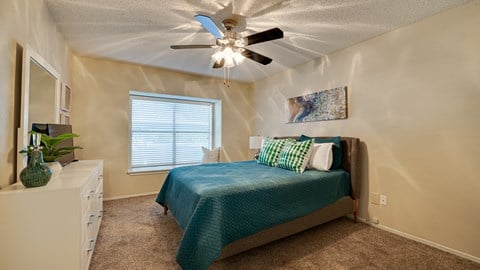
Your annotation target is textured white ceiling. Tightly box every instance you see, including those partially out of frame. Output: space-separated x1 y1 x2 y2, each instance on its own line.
45 0 471 82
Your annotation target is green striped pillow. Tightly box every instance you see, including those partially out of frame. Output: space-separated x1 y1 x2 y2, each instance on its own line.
277 139 314 173
257 138 289 167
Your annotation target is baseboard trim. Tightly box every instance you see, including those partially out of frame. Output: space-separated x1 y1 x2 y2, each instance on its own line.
347 214 480 264
103 192 158 201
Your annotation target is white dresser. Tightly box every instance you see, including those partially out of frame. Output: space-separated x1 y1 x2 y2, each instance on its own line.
0 160 103 270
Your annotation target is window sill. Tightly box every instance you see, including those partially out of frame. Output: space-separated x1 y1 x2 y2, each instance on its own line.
128 163 201 176
127 170 170 176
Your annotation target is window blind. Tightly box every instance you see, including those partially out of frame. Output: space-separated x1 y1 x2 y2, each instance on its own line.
130 94 213 172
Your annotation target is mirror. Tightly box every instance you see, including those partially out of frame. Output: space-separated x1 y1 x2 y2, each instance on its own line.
17 46 61 178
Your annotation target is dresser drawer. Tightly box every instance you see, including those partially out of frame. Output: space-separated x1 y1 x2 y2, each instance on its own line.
81 206 95 242
81 236 96 270
81 204 102 270
81 182 103 238
81 173 103 214
95 181 104 220
82 211 99 243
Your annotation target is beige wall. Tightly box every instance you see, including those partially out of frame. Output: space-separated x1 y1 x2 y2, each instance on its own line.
252 1 480 258
72 56 253 198
0 0 72 188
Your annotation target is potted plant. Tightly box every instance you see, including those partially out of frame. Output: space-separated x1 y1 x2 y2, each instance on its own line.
32 132 82 162
21 131 83 180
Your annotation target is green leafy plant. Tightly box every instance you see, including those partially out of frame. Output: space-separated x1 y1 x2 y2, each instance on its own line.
20 131 83 162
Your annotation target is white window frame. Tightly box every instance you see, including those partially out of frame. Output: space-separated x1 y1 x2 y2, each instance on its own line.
128 91 221 174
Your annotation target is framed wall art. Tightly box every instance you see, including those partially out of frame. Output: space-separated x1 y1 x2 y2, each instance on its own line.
60 112 70 124
60 83 71 112
287 86 347 123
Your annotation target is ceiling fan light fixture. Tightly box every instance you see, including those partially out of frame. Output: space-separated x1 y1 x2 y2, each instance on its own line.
211 50 224 63
223 47 235 68
211 46 246 87
233 49 245 65
211 46 245 68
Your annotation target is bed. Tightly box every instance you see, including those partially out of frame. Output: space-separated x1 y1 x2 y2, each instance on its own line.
156 136 360 270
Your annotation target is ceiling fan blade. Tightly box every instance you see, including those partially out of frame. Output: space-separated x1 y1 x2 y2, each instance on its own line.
241 49 273 65
194 15 225 39
245 27 283 45
170 45 215 49
213 59 225 69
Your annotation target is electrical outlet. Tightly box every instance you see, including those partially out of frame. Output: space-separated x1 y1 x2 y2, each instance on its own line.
380 195 387 205
370 193 380 204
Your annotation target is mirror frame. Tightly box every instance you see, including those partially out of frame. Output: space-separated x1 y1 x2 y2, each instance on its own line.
17 46 61 178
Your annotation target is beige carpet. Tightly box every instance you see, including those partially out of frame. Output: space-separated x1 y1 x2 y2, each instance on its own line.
90 195 480 270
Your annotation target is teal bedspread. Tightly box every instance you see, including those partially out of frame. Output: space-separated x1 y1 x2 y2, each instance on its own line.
156 160 351 270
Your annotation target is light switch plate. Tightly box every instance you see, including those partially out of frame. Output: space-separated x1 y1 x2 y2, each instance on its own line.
380 195 387 205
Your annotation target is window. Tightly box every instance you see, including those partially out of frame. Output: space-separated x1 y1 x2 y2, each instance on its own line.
129 91 221 173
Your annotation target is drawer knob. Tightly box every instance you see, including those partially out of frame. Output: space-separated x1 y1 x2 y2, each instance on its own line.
85 239 96 252
86 214 96 225
87 190 95 199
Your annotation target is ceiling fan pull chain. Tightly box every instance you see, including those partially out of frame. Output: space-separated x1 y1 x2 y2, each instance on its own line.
223 67 226 85
224 67 230 87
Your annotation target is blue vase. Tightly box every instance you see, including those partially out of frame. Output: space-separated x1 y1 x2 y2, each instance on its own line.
20 150 52 188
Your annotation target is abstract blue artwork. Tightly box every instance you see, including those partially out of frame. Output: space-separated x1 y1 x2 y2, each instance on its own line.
287 87 347 123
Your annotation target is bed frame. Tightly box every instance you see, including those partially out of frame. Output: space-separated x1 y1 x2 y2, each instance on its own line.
217 136 360 259
161 136 360 260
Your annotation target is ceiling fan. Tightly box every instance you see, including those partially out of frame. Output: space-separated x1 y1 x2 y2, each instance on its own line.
170 15 284 70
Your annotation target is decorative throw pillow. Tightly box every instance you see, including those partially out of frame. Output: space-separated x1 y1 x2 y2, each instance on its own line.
308 143 334 171
201 147 220 163
299 135 342 169
257 138 288 167
254 138 266 160
277 139 314 173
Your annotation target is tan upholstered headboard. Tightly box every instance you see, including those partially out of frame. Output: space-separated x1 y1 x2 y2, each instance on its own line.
274 136 360 199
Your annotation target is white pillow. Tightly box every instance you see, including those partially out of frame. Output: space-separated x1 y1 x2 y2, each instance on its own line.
201 147 220 163
301 143 315 171
308 143 333 171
